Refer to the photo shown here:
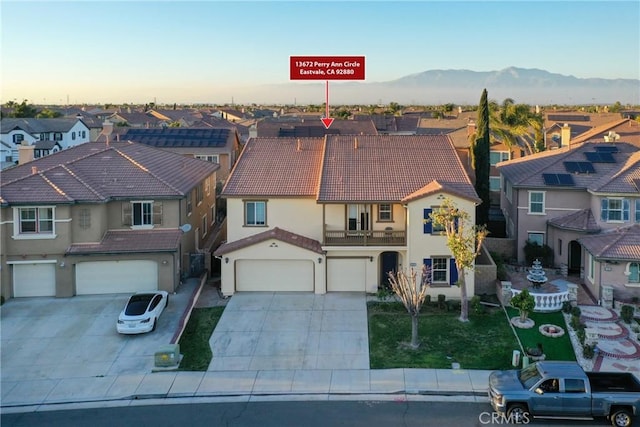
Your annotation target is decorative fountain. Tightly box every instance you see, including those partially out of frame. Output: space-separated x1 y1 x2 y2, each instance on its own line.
527 259 547 289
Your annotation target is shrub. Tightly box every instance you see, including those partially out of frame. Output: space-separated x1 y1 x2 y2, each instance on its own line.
577 329 586 345
437 294 446 310
490 251 508 281
471 295 486 314
621 305 634 324
571 306 581 317
582 344 595 359
376 286 393 301
446 300 461 311
511 289 535 322
523 240 554 267
562 301 573 314
570 315 585 331
425 294 432 306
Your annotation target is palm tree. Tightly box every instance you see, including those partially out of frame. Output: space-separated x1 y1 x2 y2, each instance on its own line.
469 99 544 155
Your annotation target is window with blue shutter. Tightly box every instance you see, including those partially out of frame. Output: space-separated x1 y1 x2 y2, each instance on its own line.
423 208 432 234
449 259 458 286
601 199 608 221
423 258 432 273
623 199 630 221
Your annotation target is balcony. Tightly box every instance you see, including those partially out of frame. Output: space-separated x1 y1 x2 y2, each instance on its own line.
324 229 406 246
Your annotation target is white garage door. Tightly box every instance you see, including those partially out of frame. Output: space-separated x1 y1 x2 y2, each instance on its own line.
76 260 158 295
13 263 56 297
236 260 314 292
327 259 367 292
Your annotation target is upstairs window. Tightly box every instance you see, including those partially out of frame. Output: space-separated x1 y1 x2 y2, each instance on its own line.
72 132 76 140
13 134 24 144
628 262 639 283
635 199 640 223
601 198 629 222
245 201 266 226
195 154 219 163
490 151 510 165
132 201 153 226
378 204 392 221
18 207 54 234
53 133 63 141
528 191 545 214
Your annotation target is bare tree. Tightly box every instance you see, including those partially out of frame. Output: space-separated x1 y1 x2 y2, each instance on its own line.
387 265 432 349
429 198 488 322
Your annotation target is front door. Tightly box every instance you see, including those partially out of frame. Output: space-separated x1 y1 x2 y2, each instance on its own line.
380 252 398 288
568 241 581 275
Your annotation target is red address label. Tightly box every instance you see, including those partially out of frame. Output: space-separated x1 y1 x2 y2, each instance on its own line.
290 56 365 80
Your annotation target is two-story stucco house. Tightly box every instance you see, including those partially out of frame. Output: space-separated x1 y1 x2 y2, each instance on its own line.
214 135 481 298
0 118 91 165
497 141 640 303
121 127 241 183
0 141 219 299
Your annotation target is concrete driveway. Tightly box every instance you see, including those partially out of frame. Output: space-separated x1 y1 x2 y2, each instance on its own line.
0 281 198 384
208 292 370 371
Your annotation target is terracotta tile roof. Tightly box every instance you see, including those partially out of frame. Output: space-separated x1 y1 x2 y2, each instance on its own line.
589 151 640 194
578 225 640 261
222 137 324 197
401 179 481 204
0 142 218 204
318 135 477 202
547 209 601 233
66 229 182 254
214 227 323 255
497 141 640 191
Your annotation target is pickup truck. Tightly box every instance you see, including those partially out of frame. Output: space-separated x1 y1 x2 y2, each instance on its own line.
488 361 640 427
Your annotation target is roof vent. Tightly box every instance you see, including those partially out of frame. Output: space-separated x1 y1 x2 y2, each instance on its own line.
31 166 38 175
296 138 302 151
354 137 359 150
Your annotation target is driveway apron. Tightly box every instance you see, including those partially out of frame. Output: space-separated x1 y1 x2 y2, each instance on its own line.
208 292 369 371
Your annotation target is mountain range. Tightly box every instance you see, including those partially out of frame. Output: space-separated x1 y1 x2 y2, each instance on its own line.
227 67 639 106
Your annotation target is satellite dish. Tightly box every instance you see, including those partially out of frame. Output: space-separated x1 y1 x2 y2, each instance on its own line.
179 224 192 233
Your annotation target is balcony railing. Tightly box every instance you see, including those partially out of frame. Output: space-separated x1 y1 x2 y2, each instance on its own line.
324 229 406 246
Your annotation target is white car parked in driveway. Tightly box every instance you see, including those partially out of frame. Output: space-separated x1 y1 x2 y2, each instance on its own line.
117 291 169 334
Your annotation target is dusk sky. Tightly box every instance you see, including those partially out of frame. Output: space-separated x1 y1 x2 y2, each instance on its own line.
1 1 639 105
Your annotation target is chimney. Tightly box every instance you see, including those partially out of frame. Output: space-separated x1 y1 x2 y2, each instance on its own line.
354 137 359 150
467 121 476 136
102 120 114 136
18 144 35 165
296 138 302 151
561 123 571 147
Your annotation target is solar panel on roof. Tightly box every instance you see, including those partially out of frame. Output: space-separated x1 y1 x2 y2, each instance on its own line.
594 145 619 153
543 173 575 186
563 161 595 174
585 152 616 163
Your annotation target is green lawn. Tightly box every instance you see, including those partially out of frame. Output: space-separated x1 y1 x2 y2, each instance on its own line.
505 307 576 362
368 301 577 370
178 306 225 371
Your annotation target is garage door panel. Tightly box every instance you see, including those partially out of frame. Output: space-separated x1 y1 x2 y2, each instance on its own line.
76 260 157 295
327 259 366 292
13 263 56 297
236 260 313 292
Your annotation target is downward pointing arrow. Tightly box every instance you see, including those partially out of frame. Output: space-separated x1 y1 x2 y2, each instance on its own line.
321 80 334 129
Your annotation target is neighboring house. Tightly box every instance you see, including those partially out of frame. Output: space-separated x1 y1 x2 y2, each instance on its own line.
147 109 202 126
214 135 480 298
544 112 628 149
255 118 378 138
108 111 162 128
121 127 241 182
497 141 640 303
354 114 420 135
0 141 219 300
0 118 91 163
216 108 248 122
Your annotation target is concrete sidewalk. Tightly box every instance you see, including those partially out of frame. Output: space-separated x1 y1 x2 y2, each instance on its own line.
0 367 492 412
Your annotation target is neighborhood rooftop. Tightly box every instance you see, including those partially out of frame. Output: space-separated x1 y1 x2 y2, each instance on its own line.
0 141 219 204
497 141 640 192
222 135 478 203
